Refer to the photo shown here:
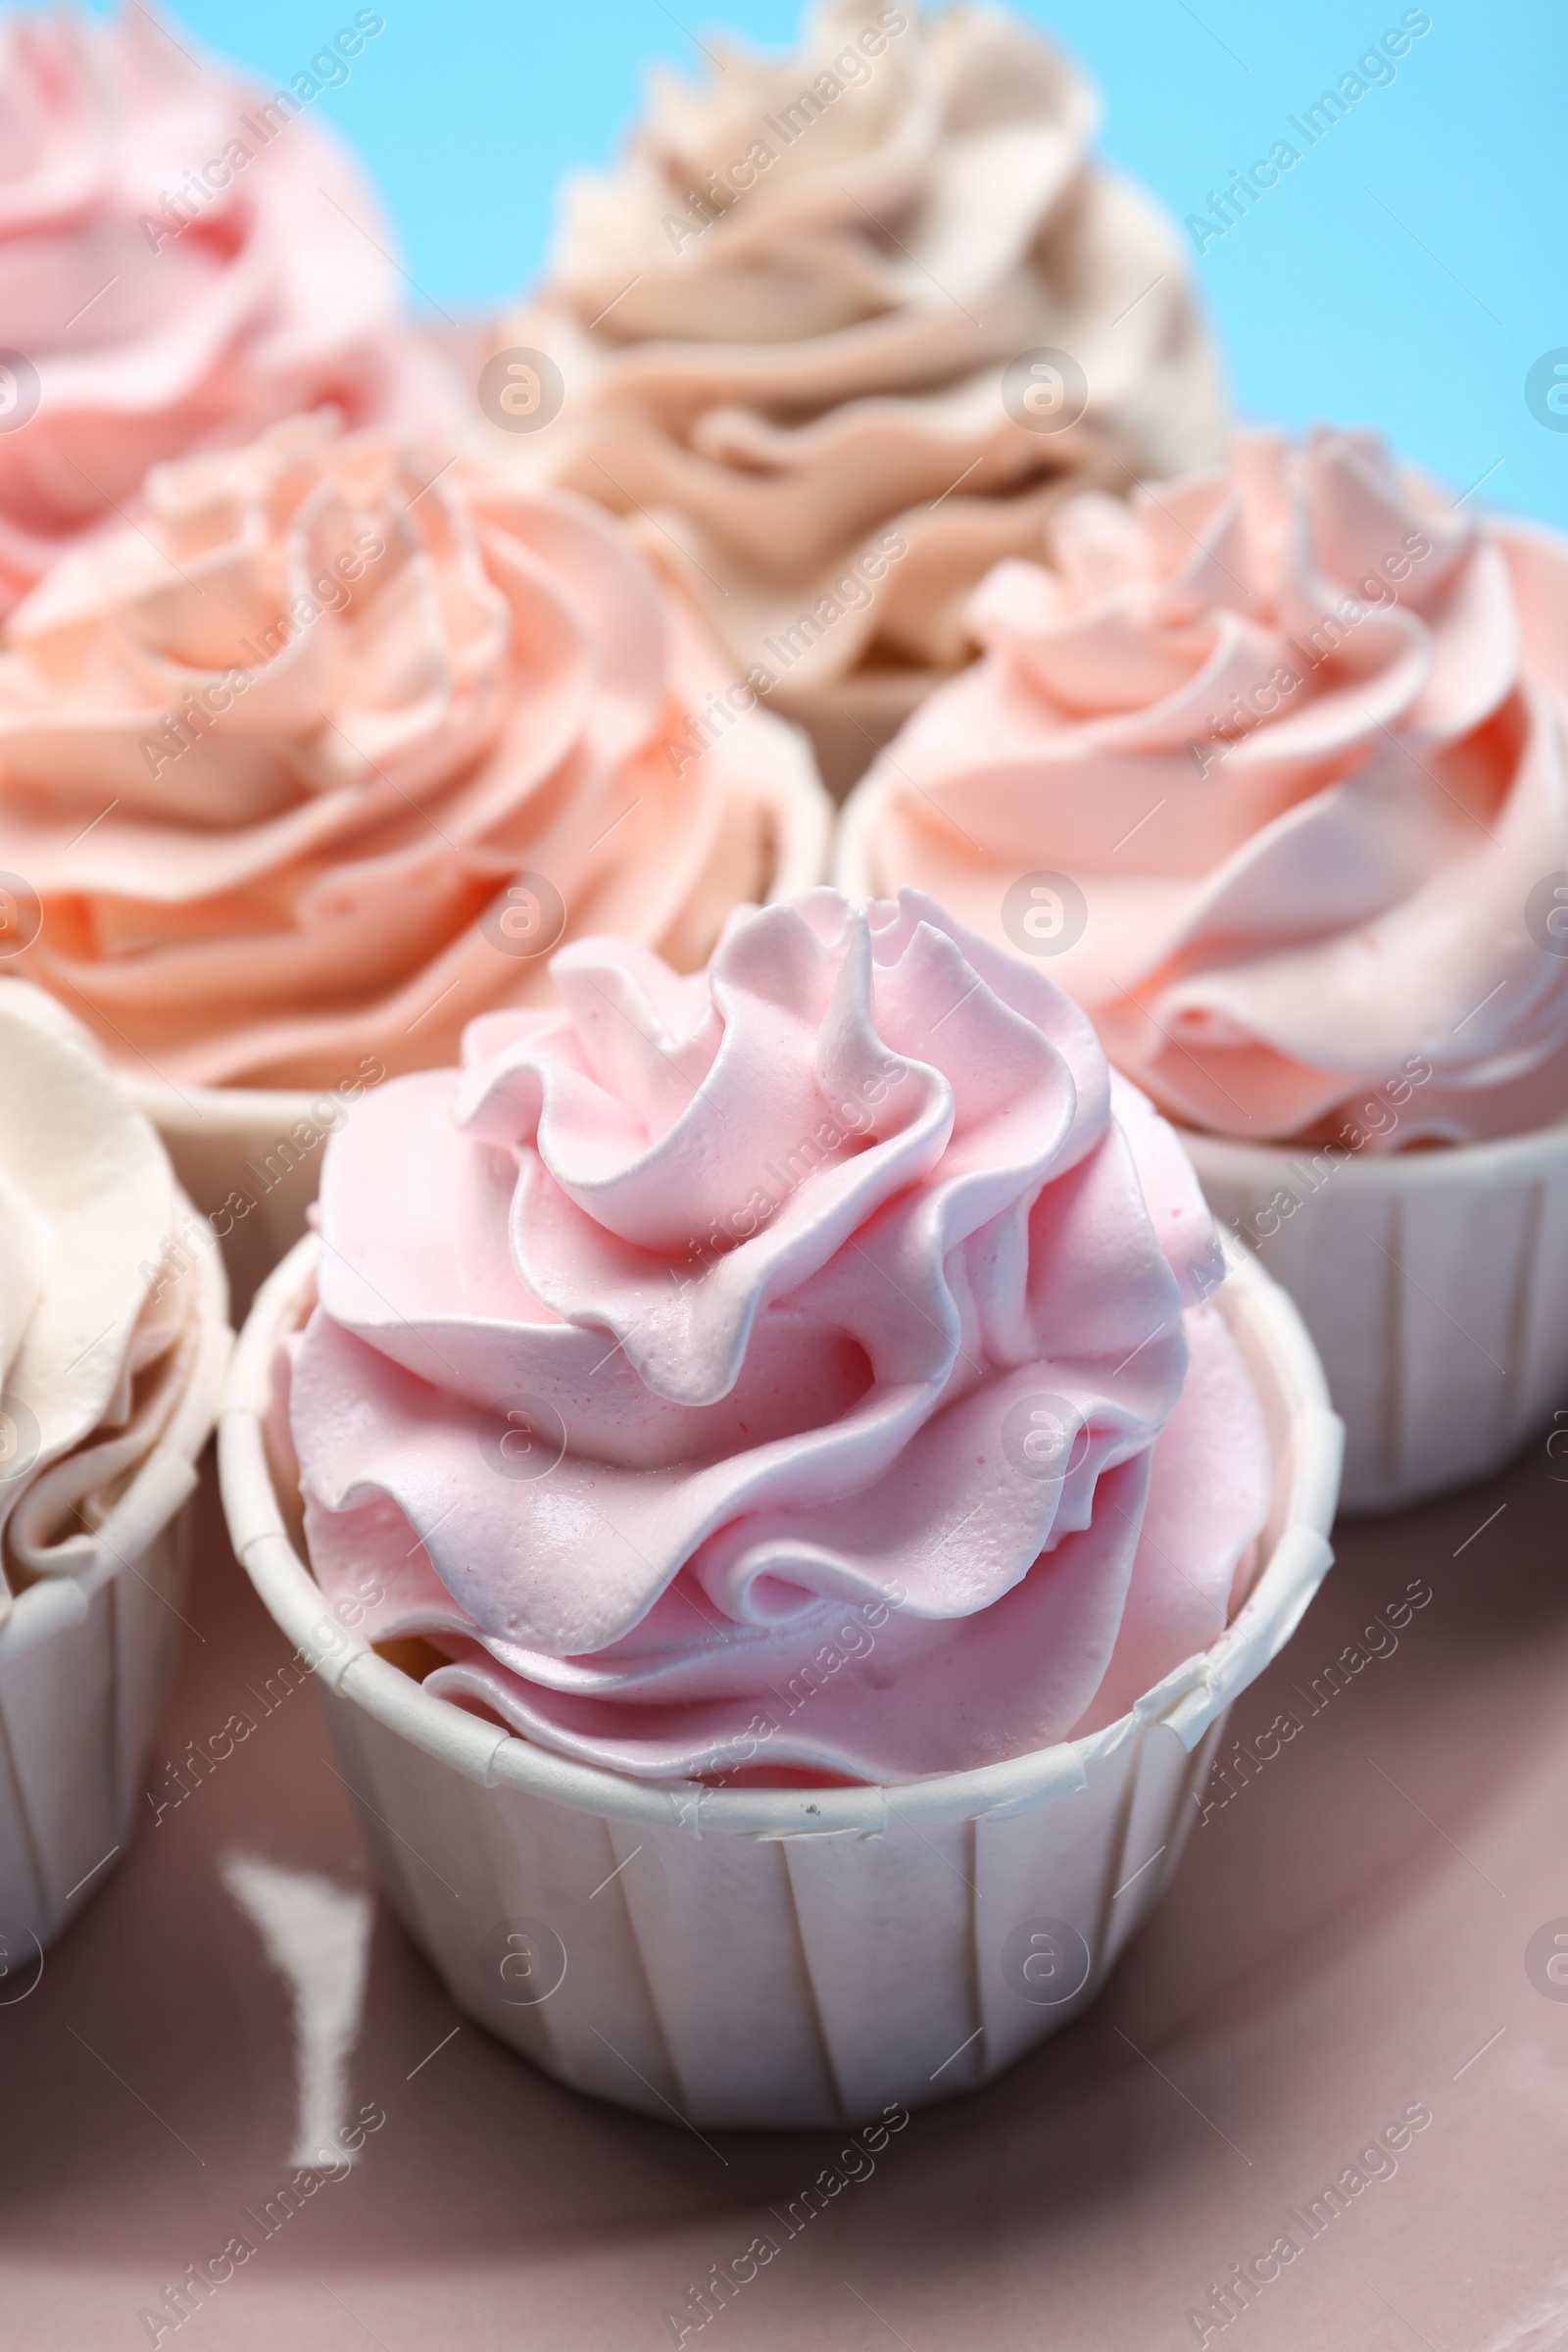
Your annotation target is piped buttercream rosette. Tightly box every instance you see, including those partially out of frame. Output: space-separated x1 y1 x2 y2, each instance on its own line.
0 412 825 1090
496 0 1225 729
284 889 1270 1784
853 426 1568 1147
0 6 456 616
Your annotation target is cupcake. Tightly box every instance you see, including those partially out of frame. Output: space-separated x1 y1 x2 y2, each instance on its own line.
0 412 830 1302
0 5 457 617
839 425 1568 1506
489 0 1225 793
0 978 229 1955
221 890 1339 2127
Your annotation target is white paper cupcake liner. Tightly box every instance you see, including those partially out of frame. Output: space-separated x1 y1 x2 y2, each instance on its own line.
220 1237 1340 2130
1180 1123 1568 1512
0 1215 230 1956
124 754 832 1317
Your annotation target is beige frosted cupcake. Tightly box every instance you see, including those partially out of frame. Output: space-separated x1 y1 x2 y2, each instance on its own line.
0 413 830 1304
0 980 229 1961
221 890 1338 2127
486 0 1226 792
838 425 1568 1506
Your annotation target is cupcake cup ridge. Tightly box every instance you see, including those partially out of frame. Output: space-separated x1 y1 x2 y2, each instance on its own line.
220 1230 1338 2129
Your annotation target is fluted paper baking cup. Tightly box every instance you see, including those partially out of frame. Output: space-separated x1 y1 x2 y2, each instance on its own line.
220 1236 1340 2131
0 1215 230 1956
124 755 833 1319
1179 1122 1568 1513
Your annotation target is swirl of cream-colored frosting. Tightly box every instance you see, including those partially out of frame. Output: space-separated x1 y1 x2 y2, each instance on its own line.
0 977 225 1621
850 426 1568 1148
282 889 1271 1784
0 411 827 1090
493 0 1226 763
0 4 458 618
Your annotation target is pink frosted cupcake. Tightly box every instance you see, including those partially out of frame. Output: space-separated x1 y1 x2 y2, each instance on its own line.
0 7 458 616
490 0 1225 792
221 890 1338 2126
0 413 829 1299
839 426 1568 1504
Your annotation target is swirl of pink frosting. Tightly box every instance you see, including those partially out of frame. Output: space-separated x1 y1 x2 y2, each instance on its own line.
0 6 457 616
284 890 1270 1784
0 412 825 1088
496 0 1224 750
854 426 1568 1146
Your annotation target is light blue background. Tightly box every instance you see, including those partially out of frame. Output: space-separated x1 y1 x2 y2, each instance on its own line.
101 0 1568 527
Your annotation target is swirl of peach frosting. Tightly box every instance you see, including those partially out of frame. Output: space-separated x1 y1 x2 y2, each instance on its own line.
0 5 457 617
496 0 1225 750
0 412 826 1089
0 978 226 1624
283 890 1271 1784
852 426 1568 1147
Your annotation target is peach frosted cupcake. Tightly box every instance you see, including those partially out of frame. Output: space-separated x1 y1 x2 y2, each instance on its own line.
839 426 1568 1504
220 890 1338 2126
0 413 829 1298
488 0 1225 791
0 979 228 1956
